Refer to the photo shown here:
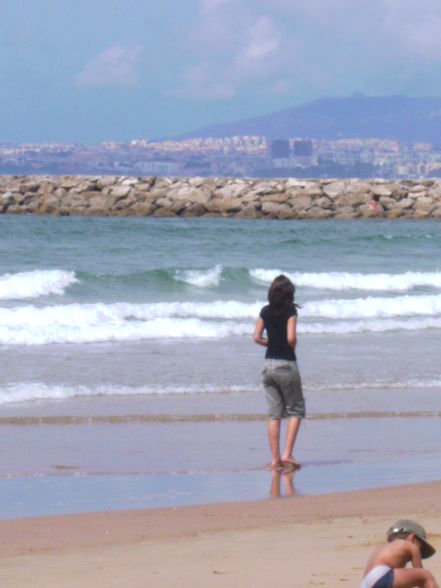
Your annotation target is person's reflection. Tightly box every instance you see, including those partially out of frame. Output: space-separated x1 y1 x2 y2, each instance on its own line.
270 467 297 498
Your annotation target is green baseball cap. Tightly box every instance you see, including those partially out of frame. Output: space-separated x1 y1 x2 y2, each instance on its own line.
387 519 436 559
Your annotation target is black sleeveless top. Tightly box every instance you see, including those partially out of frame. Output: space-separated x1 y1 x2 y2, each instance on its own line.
259 303 297 361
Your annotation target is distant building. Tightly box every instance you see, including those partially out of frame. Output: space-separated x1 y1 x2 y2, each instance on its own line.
271 140 290 159
138 159 180 175
293 140 312 157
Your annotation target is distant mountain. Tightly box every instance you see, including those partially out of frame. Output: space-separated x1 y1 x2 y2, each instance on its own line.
180 95 441 143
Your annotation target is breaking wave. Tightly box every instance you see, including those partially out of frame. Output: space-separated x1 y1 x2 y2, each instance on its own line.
2 378 441 404
0 270 78 300
1 293 441 345
250 269 441 292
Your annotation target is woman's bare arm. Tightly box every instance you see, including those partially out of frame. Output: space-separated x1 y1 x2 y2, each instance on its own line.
253 316 268 346
287 316 297 349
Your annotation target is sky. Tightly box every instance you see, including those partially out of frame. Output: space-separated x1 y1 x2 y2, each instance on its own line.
2 0 441 143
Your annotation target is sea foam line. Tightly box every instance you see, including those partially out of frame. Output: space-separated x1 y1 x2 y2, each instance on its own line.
2 293 441 325
302 294 441 319
2 378 441 404
1 296 441 344
0 270 78 300
1 315 441 345
0 383 255 404
251 269 441 292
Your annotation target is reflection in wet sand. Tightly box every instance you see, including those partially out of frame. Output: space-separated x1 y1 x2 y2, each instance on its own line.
270 468 298 499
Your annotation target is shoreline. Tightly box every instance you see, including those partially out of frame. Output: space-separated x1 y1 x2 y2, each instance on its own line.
1 481 440 587
2 479 441 542
2 175 441 218
0 403 439 518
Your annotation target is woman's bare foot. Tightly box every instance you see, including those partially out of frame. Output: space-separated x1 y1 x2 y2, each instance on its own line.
271 460 285 471
281 456 301 469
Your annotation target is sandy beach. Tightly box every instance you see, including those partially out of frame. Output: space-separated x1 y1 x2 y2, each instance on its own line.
1 480 440 588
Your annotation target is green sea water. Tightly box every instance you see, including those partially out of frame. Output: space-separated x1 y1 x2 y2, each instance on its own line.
0 216 440 514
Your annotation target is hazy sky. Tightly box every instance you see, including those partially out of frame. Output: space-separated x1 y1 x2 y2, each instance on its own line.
2 0 441 143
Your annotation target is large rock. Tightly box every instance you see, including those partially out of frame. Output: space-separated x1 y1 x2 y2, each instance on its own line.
431 205 441 218
38 196 60 214
303 207 334 219
130 202 155 216
371 184 392 197
248 181 283 196
299 183 323 197
97 176 117 189
205 196 242 213
235 203 260 219
261 192 290 203
153 207 176 217
168 187 209 204
337 191 371 207
359 202 385 217
212 183 247 199
290 194 313 211
323 181 347 199
315 196 333 209
394 197 414 210
378 196 396 209
108 185 131 198
60 178 81 190
182 203 207 217
88 194 112 211
20 181 40 193
414 196 434 212
262 201 294 218
386 209 404 219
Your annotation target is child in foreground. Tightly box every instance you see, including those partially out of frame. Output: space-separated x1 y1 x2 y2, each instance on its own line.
361 519 438 588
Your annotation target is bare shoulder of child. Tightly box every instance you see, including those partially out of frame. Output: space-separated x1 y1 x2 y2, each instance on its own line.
361 520 438 588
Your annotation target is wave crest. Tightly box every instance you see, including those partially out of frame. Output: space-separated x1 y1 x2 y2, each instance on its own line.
250 269 441 292
174 265 222 287
0 270 78 300
1 295 441 345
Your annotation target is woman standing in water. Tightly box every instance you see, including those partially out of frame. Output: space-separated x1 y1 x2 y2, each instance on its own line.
253 275 305 470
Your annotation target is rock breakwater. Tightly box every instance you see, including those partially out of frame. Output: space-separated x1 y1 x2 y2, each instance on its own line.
1 176 441 219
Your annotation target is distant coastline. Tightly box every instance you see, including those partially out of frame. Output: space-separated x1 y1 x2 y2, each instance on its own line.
1 175 441 219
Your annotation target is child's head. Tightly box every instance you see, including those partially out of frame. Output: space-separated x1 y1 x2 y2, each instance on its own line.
387 519 436 559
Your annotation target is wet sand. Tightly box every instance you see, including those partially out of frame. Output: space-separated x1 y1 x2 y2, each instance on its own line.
0 386 440 517
0 481 440 588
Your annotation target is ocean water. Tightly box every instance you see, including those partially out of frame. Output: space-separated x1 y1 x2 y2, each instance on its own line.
0 216 440 516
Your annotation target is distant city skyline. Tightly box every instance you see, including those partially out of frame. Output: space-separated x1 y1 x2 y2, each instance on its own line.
3 0 441 143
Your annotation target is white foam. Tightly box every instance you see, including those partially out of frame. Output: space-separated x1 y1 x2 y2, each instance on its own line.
0 270 78 300
0 383 255 404
1 294 441 345
302 293 441 319
123 300 262 320
250 269 441 292
309 379 441 392
301 317 441 335
0 302 253 345
174 265 223 287
2 377 441 404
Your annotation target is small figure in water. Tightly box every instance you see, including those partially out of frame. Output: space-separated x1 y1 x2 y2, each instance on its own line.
253 274 305 470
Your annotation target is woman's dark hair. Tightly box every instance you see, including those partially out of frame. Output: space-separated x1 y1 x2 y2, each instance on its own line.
268 274 298 315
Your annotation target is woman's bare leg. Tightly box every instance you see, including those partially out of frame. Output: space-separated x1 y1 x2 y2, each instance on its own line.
267 419 282 468
281 417 301 467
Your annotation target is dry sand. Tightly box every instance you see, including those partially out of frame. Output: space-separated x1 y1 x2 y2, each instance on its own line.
0 480 440 588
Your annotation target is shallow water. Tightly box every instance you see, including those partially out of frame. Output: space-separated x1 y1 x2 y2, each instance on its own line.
0 413 439 518
0 217 440 516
